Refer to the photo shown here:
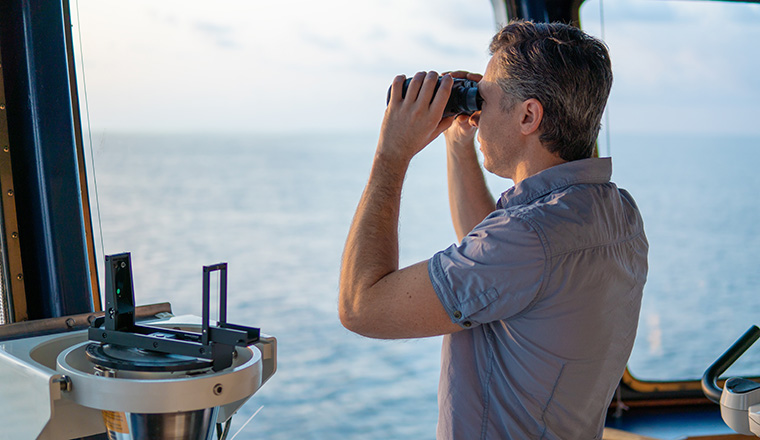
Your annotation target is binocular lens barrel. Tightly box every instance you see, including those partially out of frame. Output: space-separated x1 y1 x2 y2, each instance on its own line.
386 76 482 118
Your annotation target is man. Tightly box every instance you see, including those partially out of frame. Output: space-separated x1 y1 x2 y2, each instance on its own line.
339 20 647 439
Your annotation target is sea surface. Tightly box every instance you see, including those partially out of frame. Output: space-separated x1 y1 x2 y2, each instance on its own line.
88 131 760 439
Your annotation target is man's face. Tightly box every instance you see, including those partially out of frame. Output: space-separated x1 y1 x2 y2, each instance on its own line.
471 56 522 180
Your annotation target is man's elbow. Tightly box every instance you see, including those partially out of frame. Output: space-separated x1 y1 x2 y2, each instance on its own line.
338 292 381 338
339 302 371 337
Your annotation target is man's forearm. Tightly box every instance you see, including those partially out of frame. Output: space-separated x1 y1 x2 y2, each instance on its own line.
446 139 496 241
340 71 456 337
339 152 408 326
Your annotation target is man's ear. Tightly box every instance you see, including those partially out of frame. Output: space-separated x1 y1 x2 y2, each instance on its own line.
519 98 543 136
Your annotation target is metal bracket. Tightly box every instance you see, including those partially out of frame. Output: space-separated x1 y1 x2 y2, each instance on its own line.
89 253 260 371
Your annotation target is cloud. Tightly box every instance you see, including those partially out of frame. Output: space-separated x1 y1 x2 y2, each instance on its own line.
75 0 759 136
724 2 760 23
412 33 486 57
432 0 497 31
597 0 677 23
299 30 347 51
193 21 240 49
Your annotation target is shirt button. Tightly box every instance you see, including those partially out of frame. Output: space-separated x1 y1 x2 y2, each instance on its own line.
463 321 472 328
453 311 462 319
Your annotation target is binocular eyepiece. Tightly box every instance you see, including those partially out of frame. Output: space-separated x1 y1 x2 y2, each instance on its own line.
386 76 482 118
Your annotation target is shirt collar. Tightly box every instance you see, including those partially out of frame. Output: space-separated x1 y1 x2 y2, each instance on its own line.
497 157 613 209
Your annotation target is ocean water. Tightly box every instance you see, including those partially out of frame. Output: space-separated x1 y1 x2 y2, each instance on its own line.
88 131 760 439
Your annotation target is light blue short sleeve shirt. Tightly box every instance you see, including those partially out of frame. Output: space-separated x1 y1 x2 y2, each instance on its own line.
429 158 648 440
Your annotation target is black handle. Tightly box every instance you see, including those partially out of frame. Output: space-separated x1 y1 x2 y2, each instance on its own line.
701 325 760 403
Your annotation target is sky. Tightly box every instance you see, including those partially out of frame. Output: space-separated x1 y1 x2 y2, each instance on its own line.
70 0 760 136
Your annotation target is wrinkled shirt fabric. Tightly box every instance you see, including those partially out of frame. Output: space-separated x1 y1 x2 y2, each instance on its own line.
429 157 648 440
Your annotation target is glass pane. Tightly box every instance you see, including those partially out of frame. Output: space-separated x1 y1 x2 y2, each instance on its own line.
71 1 495 439
581 0 760 381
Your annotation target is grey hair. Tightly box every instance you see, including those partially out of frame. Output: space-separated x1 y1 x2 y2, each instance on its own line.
489 20 613 161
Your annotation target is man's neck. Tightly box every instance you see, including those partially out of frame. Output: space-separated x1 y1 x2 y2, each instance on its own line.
512 151 567 185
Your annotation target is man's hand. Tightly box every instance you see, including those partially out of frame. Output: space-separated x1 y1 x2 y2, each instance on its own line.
443 71 483 151
378 71 455 164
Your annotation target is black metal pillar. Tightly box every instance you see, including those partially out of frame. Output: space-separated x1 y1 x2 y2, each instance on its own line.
0 0 94 319
500 0 583 25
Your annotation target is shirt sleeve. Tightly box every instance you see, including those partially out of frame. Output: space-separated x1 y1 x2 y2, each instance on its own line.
428 212 547 328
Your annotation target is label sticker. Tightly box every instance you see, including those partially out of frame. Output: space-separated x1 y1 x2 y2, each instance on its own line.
102 410 129 434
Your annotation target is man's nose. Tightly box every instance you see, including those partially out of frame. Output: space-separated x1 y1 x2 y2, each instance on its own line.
469 111 481 127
